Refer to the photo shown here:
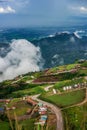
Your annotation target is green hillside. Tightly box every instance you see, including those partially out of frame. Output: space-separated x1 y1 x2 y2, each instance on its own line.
0 60 87 130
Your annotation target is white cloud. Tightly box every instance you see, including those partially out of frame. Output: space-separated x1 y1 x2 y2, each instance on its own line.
8 0 30 7
80 7 87 12
0 39 44 82
0 6 15 13
71 6 87 13
0 0 30 13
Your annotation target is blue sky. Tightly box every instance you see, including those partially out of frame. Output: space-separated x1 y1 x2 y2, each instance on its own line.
0 0 87 27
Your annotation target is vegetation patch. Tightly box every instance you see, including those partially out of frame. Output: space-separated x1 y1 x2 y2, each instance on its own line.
62 102 87 130
0 121 10 130
40 89 86 107
19 119 35 130
7 99 32 118
0 83 44 98
8 85 45 98
81 61 87 67
45 63 79 74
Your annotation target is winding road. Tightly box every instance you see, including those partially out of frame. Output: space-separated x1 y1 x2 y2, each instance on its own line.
32 95 64 130
31 87 87 130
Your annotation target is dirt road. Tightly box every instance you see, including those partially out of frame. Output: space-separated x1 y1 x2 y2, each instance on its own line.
32 95 64 130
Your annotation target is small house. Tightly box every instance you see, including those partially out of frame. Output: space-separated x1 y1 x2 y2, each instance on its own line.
53 89 57 94
38 102 43 107
39 107 47 112
26 98 37 106
63 87 67 91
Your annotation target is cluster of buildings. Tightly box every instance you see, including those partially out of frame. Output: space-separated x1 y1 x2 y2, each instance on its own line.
0 99 11 113
26 97 37 106
0 99 17 111
22 97 48 126
63 82 87 91
35 102 48 126
0 99 11 104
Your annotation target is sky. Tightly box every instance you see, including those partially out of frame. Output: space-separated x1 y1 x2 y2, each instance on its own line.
0 0 87 27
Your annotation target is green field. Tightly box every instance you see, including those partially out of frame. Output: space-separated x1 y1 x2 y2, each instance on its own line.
7 99 32 117
0 82 45 98
8 85 45 98
62 102 87 130
0 121 10 130
81 61 87 67
40 89 86 107
78 69 87 76
46 63 78 74
19 119 35 130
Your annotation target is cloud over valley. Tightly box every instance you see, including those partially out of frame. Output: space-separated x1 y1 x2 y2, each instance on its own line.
0 39 44 82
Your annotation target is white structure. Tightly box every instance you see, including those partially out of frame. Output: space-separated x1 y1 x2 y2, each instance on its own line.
63 87 67 91
39 107 47 112
44 85 53 92
23 97 26 100
68 86 72 90
31 76 34 79
75 84 78 88
26 80 33 83
53 89 57 94
66 86 69 90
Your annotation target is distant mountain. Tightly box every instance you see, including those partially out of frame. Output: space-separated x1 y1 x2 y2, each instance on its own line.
33 32 87 68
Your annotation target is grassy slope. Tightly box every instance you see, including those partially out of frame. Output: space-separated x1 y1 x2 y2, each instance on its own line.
7 99 32 117
19 119 35 130
0 61 87 99
40 89 86 107
0 122 10 130
46 63 78 74
62 102 87 130
0 61 87 130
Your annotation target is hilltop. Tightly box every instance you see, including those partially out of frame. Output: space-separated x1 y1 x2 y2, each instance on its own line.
0 60 87 130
